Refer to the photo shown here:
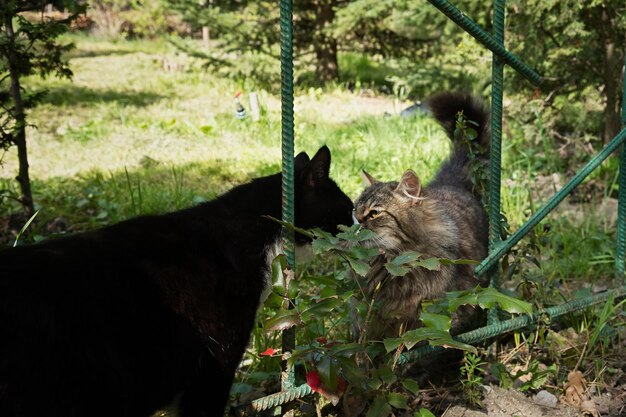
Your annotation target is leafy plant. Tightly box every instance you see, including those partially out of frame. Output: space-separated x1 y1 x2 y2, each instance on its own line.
460 352 486 408
492 359 557 393
1 0 85 213
243 221 535 415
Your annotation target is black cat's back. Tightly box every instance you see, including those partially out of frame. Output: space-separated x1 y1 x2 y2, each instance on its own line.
1 200 259 417
0 146 353 417
2 228 208 416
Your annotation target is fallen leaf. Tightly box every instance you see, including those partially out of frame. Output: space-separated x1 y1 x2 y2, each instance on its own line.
580 399 600 417
562 370 586 407
561 370 600 416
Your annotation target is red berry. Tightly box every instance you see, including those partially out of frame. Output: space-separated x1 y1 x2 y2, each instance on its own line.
306 370 322 392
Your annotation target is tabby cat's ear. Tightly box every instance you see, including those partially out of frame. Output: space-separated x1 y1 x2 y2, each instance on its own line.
305 146 331 186
295 151 311 172
396 170 422 203
361 170 378 186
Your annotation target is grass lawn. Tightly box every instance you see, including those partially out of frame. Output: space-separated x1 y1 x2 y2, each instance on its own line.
1 35 454 229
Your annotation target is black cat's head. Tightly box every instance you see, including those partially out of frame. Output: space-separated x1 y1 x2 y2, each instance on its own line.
294 146 353 244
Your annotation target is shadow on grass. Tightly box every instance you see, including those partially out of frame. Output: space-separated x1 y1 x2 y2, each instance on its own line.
0 157 282 245
42 86 164 108
67 48 137 59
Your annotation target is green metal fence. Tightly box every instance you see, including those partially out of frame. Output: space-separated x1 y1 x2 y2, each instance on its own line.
248 0 626 412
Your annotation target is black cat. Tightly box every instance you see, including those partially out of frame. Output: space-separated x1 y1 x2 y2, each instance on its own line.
0 146 353 417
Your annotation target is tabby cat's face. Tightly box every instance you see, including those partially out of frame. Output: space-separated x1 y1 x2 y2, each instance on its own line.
353 170 424 253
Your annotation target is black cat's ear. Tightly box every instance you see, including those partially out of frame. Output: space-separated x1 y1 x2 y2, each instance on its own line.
361 170 378 187
305 146 331 186
295 151 310 173
396 170 422 204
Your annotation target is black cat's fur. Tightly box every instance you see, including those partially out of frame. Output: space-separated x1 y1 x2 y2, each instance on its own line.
0 146 353 417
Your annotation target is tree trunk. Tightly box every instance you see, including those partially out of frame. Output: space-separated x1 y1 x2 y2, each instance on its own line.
313 0 339 84
3 9 34 214
599 7 623 144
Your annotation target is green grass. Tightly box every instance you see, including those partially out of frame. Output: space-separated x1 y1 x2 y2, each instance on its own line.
1 35 445 218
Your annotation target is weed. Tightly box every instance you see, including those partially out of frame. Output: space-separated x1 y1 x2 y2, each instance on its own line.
12 210 39 247
460 352 486 408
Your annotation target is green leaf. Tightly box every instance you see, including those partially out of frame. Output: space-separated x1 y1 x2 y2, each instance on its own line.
437 339 478 352
349 246 380 260
263 292 284 309
301 298 342 320
402 328 447 350
439 258 480 266
401 378 420 395
385 262 409 277
476 287 533 315
330 342 363 357
401 328 476 353
337 224 376 243
287 279 299 298
287 346 313 365
354 228 376 242
386 252 441 274
270 254 287 287
374 364 396 385
446 287 533 316
337 224 357 233
491 362 513 389
414 257 441 271
319 285 337 299
387 392 409 410
312 227 339 242
317 355 339 391
419 312 451 332
337 225 366 242
264 310 301 332
313 238 338 253
307 274 338 287
518 362 557 392
390 251 421 266
415 408 436 417
383 337 403 353
263 216 314 238
337 356 368 385
347 257 371 276
366 394 392 417
446 290 479 312
367 377 383 390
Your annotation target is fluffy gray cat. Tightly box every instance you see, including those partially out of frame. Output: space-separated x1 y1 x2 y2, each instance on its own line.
353 91 491 342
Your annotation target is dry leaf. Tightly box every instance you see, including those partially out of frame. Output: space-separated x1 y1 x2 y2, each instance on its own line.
562 370 586 406
580 399 600 417
561 371 599 416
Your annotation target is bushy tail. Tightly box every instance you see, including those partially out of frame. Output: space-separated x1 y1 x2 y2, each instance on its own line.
426 91 490 194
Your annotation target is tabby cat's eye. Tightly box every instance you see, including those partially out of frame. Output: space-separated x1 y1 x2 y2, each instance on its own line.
366 210 381 220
